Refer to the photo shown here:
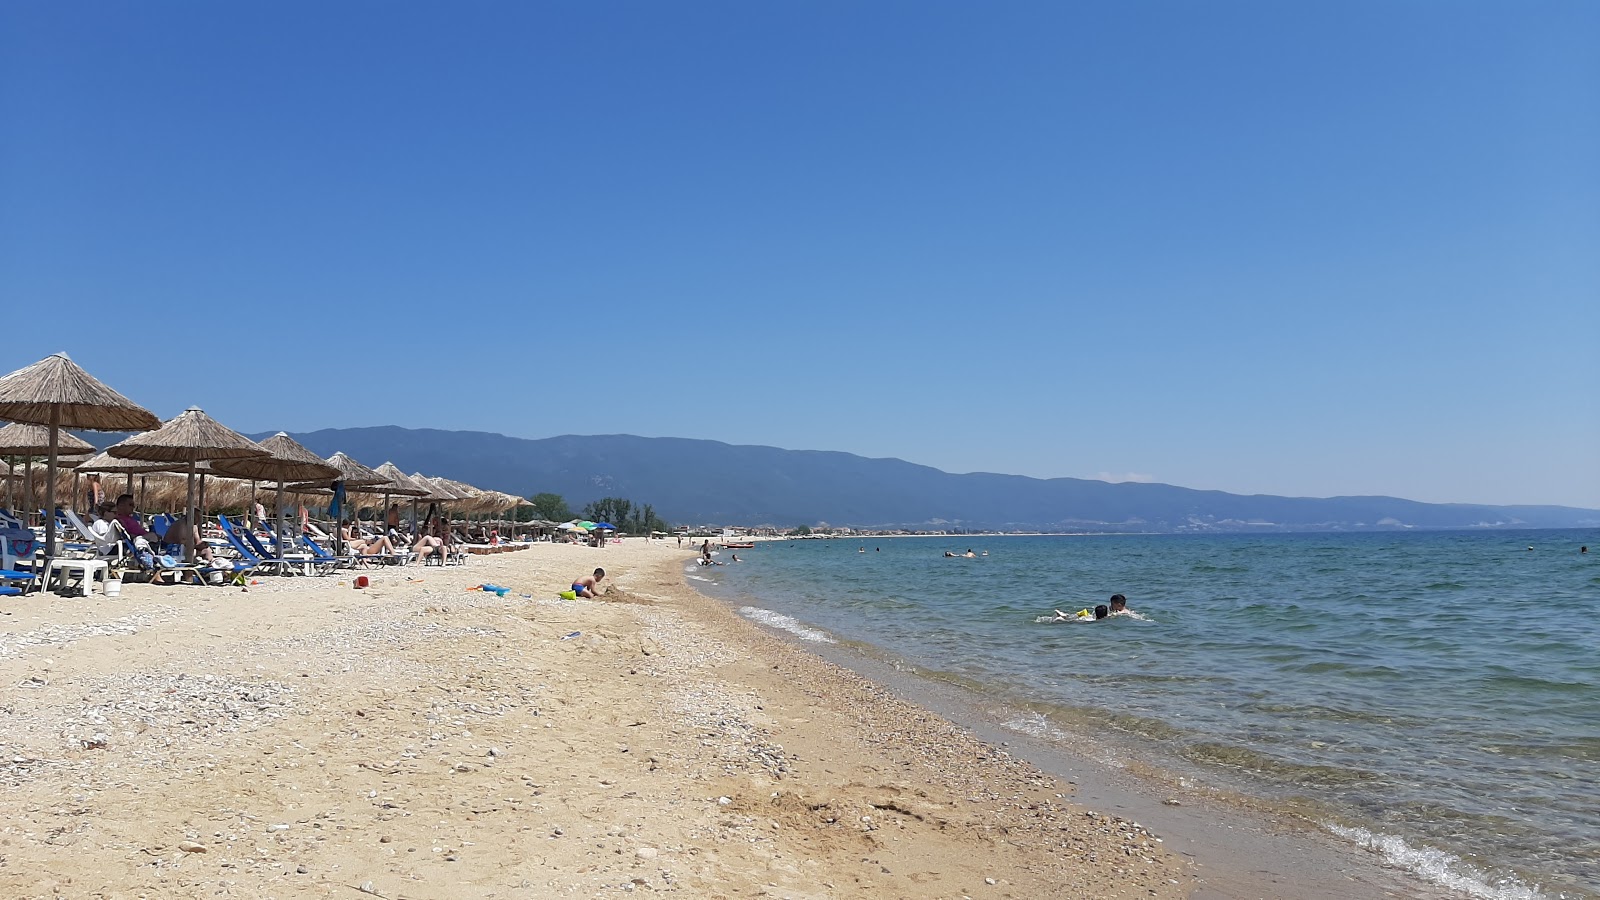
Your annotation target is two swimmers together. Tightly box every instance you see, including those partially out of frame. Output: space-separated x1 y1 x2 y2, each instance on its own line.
1051 593 1130 622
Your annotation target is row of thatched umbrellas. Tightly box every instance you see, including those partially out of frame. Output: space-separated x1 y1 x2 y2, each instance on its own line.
0 353 531 568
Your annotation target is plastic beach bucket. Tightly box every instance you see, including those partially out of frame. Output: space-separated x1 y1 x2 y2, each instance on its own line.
355 575 370 589
558 590 577 600
105 579 122 597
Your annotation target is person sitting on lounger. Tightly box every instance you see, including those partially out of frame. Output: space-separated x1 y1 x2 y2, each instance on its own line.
90 501 117 539
113 494 154 550
412 517 444 563
342 520 396 556
160 515 224 568
571 567 605 598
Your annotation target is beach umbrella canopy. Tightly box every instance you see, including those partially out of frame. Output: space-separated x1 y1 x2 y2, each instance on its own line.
211 433 340 569
211 432 340 484
106 407 269 562
325 451 389 489
371 462 429 498
413 474 467 503
0 353 160 433
0 422 95 458
0 352 161 569
69 445 172 474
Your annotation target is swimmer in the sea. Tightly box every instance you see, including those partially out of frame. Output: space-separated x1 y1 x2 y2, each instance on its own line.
1109 594 1128 615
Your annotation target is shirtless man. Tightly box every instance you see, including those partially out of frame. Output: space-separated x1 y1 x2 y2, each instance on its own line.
571 567 605 598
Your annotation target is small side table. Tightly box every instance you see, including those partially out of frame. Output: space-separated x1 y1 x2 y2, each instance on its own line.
48 558 110 597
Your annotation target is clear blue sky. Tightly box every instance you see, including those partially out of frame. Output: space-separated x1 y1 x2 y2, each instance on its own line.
3 2 1596 508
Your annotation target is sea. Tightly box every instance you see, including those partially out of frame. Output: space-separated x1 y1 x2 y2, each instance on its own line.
689 530 1600 900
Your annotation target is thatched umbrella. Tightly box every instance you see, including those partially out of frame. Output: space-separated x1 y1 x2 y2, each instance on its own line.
321 452 389 554
211 433 340 570
0 352 160 567
397 471 448 538
106 408 268 562
371 462 428 538
0 423 95 515
74 450 195 510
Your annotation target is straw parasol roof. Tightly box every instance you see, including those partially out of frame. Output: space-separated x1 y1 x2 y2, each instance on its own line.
0 352 161 432
73 450 186 475
211 432 340 484
404 473 455 504
0 422 95 457
106 408 267 464
413 474 468 504
0 352 161 564
105 408 269 562
325 451 389 489
371 462 429 498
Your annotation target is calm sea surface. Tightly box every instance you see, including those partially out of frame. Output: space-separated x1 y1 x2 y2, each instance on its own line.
696 530 1600 900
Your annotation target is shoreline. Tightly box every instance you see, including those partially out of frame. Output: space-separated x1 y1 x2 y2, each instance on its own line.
0 541 1190 898
687 550 1517 900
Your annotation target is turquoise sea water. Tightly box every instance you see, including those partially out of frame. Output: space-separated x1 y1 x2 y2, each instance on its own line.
696 530 1600 899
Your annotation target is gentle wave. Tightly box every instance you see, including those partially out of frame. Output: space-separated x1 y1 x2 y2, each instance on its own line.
737 606 836 644
1324 824 1551 900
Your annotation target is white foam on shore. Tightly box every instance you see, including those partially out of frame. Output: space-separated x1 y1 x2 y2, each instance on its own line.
1324 824 1551 900
1002 711 1064 740
738 607 836 644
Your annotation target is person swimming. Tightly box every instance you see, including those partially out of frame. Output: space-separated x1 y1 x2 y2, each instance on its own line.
1049 606 1108 622
1109 594 1128 615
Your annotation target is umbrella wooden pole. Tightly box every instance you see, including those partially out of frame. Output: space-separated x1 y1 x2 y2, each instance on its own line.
23 455 34 526
275 480 287 575
125 472 133 496
184 459 198 564
44 409 59 569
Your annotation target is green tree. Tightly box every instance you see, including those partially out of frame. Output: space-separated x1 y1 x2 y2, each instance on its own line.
789 524 812 536
528 492 573 522
580 497 672 535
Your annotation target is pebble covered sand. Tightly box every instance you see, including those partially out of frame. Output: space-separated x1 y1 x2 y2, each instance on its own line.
0 540 1193 898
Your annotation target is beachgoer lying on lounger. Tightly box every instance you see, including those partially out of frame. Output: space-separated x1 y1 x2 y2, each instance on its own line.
341 521 397 556
571 567 605 598
161 515 223 567
412 517 445 563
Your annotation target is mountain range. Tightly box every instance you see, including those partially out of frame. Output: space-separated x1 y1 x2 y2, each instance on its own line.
211 427 1597 532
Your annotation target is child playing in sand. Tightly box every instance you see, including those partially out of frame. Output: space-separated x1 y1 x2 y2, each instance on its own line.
571 567 605 598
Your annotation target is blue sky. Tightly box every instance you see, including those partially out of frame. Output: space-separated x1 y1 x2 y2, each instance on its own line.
3 2 1596 508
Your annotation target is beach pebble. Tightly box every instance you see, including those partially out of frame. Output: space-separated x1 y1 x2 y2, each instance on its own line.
1162 798 1181 806
635 847 659 859
360 882 377 894
717 796 731 806
985 877 997 885
267 823 291 832
296 865 308 874
178 840 206 853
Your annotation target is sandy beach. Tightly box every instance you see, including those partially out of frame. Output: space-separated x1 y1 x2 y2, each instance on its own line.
0 541 1191 899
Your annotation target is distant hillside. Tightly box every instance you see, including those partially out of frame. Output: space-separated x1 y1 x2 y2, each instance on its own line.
220 427 1597 532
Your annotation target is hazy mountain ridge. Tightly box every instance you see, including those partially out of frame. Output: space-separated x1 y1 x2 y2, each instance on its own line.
228 426 1598 531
